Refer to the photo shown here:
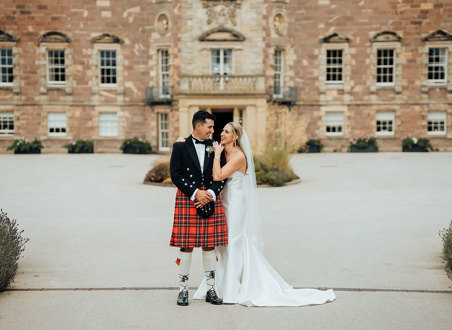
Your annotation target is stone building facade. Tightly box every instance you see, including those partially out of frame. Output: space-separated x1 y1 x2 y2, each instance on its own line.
0 0 451 153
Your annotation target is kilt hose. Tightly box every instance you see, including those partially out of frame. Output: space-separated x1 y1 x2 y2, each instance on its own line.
170 187 228 248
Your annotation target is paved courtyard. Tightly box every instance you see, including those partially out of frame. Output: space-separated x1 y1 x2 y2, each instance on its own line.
0 152 451 329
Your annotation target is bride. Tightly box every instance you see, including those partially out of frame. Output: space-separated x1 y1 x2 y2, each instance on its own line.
181 122 335 307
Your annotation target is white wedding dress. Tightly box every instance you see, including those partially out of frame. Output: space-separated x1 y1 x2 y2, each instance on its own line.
193 132 336 307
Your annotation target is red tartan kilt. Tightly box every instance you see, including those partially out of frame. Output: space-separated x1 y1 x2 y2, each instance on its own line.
170 188 228 248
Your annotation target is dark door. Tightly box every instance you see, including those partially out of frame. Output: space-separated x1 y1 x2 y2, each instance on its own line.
212 110 233 143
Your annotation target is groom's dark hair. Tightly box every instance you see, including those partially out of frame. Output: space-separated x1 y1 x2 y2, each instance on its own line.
192 110 216 129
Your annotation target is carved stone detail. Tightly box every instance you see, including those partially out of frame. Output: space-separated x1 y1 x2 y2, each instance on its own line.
203 1 240 26
156 13 170 36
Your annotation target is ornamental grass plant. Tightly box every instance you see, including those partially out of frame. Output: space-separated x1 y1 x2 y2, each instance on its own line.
439 220 452 270
254 146 299 187
143 160 171 184
0 210 29 292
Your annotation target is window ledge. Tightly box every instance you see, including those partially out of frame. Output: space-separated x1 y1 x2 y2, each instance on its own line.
427 132 447 136
95 136 122 140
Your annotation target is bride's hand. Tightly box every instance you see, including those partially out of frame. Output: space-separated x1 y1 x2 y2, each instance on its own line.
213 141 224 155
175 137 185 143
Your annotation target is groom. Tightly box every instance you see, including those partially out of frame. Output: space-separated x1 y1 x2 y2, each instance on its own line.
169 110 228 306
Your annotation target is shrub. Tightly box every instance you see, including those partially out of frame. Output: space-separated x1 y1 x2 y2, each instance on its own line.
254 147 299 187
439 220 452 270
349 136 378 150
7 138 43 154
0 210 29 292
402 137 433 151
298 139 324 153
120 137 152 154
64 139 94 153
144 161 171 183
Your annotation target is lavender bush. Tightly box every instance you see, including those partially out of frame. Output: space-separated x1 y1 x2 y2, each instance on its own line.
0 210 29 292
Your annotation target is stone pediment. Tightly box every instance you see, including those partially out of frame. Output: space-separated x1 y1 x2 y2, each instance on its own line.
91 33 123 44
321 33 350 43
0 30 19 42
371 31 402 43
422 29 452 42
199 27 245 42
38 31 71 44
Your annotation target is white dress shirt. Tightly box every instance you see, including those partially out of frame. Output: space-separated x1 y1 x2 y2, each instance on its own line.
190 135 216 201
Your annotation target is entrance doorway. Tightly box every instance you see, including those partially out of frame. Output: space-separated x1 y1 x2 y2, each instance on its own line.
212 109 233 143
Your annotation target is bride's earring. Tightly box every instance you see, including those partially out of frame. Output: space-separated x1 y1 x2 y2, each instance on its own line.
234 139 237 147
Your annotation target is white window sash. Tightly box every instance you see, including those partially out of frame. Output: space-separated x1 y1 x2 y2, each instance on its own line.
0 112 14 135
427 112 447 135
159 113 170 151
326 49 344 84
273 50 284 96
48 113 67 136
428 48 447 84
325 113 344 135
99 113 118 136
376 49 395 86
159 50 170 97
47 50 66 85
0 49 13 86
99 50 118 87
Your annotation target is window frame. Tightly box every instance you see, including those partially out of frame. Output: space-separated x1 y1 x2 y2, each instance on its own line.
98 49 118 87
47 112 67 136
0 112 14 135
99 112 118 137
375 111 395 136
376 48 395 87
0 48 14 86
158 112 170 151
158 49 170 97
427 111 447 135
427 47 448 84
46 49 67 86
325 49 344 85
273 49 284 96
325 112 345 136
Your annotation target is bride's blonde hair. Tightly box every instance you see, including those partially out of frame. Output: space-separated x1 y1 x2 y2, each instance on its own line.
227 122 248 171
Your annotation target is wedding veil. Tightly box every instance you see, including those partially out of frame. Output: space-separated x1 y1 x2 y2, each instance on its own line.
241 130 264 253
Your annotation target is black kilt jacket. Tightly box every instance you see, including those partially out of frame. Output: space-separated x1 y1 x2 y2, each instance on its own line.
169 137 228 247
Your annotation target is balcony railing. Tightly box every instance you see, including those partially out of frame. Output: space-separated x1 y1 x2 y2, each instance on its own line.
269 86 298 105
180 75 265 95
145 86 173 105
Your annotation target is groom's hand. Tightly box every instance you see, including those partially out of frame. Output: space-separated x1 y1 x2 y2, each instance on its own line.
194 190 212 207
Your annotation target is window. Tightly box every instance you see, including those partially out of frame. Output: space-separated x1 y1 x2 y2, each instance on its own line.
211 49 232 75
0 112 14 135
427 112 446 134
47 50 66 84
99 113 118 136
428 48 447 83
273 49 283 95
0 49 13 85
376 112 395 135
99 50 117 86
159 113 169 151
159 50 170 96
326 49 343 83
376 49 395 85
48 113 67 136
325 112 344 135
211 49 232 89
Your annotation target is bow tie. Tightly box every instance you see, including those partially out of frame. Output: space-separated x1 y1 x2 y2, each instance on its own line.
193 137 207 145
